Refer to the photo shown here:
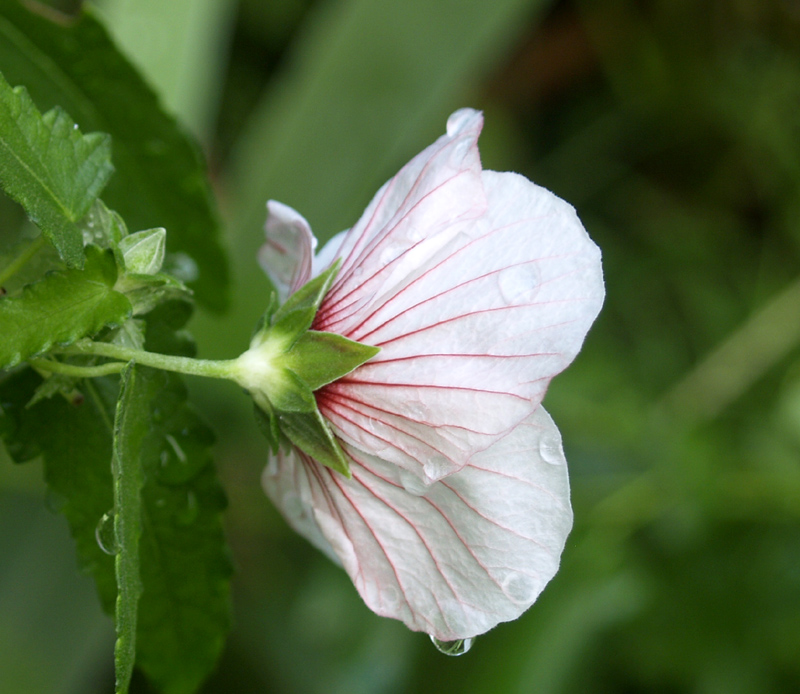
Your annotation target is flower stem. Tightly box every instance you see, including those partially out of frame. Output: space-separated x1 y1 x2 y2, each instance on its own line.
0 235 46 287
56 341 243 382
29 357 127 378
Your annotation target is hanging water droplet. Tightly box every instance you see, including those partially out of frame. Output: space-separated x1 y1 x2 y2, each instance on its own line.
157 433 204 485
430 636 474 656
45 488 67 514
174 490 198 526
95 511 118 555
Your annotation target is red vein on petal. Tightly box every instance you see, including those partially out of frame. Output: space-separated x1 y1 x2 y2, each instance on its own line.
322 392 464 470
323 466 442 632
441 477 551 551
346 460 491 621
321 170 479 321
328 131 481 304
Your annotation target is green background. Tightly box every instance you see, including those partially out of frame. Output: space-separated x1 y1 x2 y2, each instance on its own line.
2 0 800 692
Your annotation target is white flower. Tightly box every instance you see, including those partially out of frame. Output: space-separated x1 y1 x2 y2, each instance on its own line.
258 108 604 640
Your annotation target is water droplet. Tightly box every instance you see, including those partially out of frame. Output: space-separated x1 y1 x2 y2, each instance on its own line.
281 491 305 521
95 511 118 555
45 488 67 514
423 454 451 483
497 263 539 304
501 571 538 605
174 491 198 526
157 433 204 485
430 636 474 656
381 585 400 609
399 471 428 497
379 245 398 266
166 252 198 282
538 436 563 466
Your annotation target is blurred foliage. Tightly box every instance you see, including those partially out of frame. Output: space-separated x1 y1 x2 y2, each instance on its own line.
2 0 800 692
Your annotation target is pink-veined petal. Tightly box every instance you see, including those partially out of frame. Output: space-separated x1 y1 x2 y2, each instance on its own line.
316 109 487 328
259 200 317 300
315 166 604 483
262 407 572 640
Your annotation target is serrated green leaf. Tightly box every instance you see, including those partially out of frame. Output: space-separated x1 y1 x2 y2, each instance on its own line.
132 366 231 694
0 245 131 367
0 3 228 310
283 330 379 391
112 362 146 694
0 359 231 694
0 367 118 609
0 71 113 267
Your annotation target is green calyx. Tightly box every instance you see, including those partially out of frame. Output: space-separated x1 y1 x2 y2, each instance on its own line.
232 261 379 478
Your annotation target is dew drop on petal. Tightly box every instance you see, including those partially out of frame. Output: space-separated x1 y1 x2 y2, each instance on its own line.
399 470 429 497
281 491 305 521
497 263 539 305
430 636 474 656
538 435 563 466
95 511 118 555
423 454 450 483
381 585 401 610
501 571 538 605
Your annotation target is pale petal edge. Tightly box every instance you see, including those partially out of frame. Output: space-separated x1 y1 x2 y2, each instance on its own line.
262 406 572 640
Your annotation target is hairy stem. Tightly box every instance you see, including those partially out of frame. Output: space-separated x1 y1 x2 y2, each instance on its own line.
29 357 127 378
56 341 243 382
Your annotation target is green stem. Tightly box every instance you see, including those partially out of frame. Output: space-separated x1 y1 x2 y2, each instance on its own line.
29 357 127 378
0 235 46 287
56 341 243 382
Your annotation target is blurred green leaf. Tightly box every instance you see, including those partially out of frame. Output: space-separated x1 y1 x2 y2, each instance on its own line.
0 71 112 268
0 1 228 311
0 245 130 368
93 0 236 141
1 332 231 694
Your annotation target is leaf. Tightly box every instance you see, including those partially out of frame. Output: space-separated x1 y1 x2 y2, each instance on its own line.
0 70 113 267
112 362 146 694
0 2 228 311
129 366 231 694
0 322 231 694
0 367 119 609
0 245 131 368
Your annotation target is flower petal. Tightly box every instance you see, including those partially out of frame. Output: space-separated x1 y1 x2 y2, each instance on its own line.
316 108 487 330
315 164 604 483
259 200 317 301
262 406 572 640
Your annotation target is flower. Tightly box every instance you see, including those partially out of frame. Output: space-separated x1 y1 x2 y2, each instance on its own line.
257 108 604 641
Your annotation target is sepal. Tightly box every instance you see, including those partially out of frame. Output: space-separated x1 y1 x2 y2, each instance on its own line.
283 331 380 391
278 409 351 478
